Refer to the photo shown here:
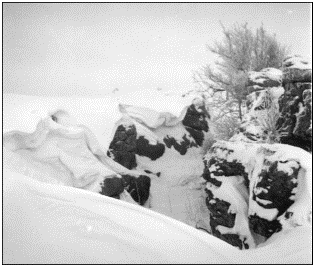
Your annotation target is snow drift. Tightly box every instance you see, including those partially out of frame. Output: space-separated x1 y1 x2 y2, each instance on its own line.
3 93 312 263
3 165 312 264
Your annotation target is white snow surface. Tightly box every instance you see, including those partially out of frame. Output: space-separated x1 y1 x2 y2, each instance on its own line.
3 166 312 264
249 68 283 85
3 93 312 263
283 55 312 70
3 92 211 229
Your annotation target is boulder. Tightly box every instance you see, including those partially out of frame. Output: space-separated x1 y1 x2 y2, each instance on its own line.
107 98 214 229
203 141 312 249
282 55 312 85
107 98 214 184
276 55 312 152
247 68 283 93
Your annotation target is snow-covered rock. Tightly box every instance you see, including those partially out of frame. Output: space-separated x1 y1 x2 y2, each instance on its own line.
276 56 312 152
107 98 214 228
3 109 152 206
234 56 312 151
282 55 312 85
231 87 284 143
247 68 283 93
203 140 312 249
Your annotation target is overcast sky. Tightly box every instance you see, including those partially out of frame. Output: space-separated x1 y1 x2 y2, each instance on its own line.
3 3 312 97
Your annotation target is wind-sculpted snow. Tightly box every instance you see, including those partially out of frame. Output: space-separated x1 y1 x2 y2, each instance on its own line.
107 99 214 228
203 141 312 249
4 166 312 264
3 110 152 206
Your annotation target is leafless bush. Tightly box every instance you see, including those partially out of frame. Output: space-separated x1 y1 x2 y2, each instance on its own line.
258 89 283 144
213 116 241 140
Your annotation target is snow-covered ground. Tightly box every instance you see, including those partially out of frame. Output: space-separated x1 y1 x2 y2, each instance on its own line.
3 92 312 263
3 91 193 150
3 92 208 224
3 157 312 264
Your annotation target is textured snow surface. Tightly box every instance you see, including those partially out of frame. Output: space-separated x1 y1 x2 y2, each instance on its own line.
3 93 210 227
249 68 283 84
283 55 312 70
3 93 312 263
3 167 312 264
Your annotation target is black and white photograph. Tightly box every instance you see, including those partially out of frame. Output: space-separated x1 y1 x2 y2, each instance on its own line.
3 2 312 264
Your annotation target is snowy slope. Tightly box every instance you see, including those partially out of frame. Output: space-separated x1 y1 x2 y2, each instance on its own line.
3 92 208 226
3 92 312 263
3 92 193 150
3 167 312 264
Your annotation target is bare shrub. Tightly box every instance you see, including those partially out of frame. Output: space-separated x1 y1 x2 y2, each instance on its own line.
213 116 241 140
258 89 283 144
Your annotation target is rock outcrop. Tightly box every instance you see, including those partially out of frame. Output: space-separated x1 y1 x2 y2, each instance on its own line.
231 68 284 143
107 98 214 184
204 56 312 250
247 67 283 93
203 141 312 249
3 110 152 206
107 99 214 229
276 55 312 152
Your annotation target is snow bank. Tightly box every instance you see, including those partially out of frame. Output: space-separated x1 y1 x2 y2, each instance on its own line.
3 167 312 264
3 92 194 150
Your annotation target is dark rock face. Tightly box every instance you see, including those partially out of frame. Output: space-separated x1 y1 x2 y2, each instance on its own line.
121 174 151 205
252 160 300 216
205 188 249 249
161 103 211 155
163 134 198 155
108 124 165 169
249 214 282 238
108 125 137 169
282 55 312 85
204 146 249 188
100 174 151 206
108 101 212 170
248 159 300 238
203 142 305 249
136 136 165 160
277 82 312 152
276 55 312 152
182 104 210 147
100 176 125 199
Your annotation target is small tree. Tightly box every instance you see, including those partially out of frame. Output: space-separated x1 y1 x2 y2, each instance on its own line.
194 22 289 121
258 89 284 144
